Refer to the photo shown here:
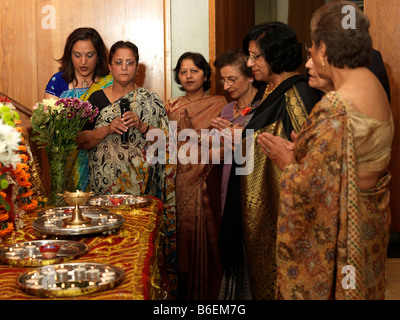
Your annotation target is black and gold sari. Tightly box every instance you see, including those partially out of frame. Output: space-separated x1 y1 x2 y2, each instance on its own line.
219 75 321 300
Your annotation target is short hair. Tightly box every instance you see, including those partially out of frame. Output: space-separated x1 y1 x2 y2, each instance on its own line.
109 41 139 64
310 1 372 68
243 22 303 74
173 52 211 92
214 49 253 79
58 27 109 84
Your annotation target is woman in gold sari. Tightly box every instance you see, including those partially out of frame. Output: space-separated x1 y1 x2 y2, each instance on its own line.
219 22 321 300
165 52 227 300
258 1 394 299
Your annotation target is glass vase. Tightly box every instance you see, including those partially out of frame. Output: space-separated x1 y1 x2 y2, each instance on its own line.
47 152 67 206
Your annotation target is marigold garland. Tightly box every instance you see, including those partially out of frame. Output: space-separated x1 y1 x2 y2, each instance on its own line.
0 105 37 239
0 212 9 222
0 222 14 237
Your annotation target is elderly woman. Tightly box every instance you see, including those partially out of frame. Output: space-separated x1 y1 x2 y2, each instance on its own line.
258 1 394 300
77 41 177 296
219 22 321 300
210 49 259 213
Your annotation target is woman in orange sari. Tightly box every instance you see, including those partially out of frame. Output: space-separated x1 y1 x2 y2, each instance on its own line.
165 52 227 300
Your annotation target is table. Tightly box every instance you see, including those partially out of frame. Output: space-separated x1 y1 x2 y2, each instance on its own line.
0 197 169 300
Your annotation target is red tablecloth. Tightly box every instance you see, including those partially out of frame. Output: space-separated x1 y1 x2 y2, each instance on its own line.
0 197 169 300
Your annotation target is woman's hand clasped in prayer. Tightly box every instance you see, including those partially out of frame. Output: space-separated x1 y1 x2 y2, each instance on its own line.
179 108 194 130
257 131 296 171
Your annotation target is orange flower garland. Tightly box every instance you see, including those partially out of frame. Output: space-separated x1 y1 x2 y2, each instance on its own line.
0 117 38 239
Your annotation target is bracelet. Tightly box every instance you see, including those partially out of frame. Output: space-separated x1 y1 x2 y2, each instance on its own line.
93 129 102 140
143 124 150 135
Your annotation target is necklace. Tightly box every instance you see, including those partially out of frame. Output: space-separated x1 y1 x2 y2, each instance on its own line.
235 87 258 116
234 97 251 112
81 78 89 88
183 92 206 104
110 84 137 117
262 75 291 102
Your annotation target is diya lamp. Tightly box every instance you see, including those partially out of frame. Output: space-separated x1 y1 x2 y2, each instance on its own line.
39 244 61 259
59 191 94 228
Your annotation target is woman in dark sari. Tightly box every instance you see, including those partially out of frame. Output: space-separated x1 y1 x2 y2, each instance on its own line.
219 22 321 300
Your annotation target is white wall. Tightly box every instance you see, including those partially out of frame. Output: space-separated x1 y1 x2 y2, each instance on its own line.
170 0 209 99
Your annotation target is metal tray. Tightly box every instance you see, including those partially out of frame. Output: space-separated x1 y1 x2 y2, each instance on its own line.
17 262 124 298
32 208 124 236
0 240 89 267
88 194 150 211
37 206 107 217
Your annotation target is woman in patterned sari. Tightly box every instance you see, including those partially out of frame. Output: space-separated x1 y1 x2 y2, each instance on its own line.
76 41 177 297
165 52 227 300
44 27 112 193
219 22 321 300
258 1 394 299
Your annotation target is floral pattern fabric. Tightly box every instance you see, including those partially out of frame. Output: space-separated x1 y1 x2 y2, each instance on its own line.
276 92 391 300
88 87 177 297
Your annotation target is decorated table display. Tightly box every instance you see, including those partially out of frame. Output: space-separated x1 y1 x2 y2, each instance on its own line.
0 196 170 300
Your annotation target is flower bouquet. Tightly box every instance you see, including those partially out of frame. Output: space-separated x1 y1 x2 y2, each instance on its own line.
0 98 38 242
31 97 98 205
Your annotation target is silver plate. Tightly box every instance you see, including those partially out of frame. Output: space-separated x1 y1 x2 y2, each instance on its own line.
32 208 124 236
0 240 89 267
88 194 150 211
37 206 107 217
17 262 124 298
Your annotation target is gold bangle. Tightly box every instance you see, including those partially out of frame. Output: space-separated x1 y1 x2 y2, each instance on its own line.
93 129 102 140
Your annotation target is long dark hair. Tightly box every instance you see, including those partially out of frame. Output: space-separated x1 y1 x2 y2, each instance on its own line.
57 27 109 84
173 52 211 92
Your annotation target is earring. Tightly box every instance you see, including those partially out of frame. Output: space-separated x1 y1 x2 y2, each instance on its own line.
320 57 326 71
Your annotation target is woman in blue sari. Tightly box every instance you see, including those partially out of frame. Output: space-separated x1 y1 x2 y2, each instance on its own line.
44 27 112 192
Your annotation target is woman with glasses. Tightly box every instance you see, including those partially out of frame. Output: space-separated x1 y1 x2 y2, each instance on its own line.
211 49 260 214
219 22 321 300
257 1 393 300
77 41 177 295
44 27 113 193
164 52 227 300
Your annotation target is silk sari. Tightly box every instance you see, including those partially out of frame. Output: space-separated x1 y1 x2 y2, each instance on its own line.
165 95 227 300
219 75 321 300
63 74 114 192
276 92 392 300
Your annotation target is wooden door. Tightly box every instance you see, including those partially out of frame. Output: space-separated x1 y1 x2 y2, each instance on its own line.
209 0 255 98
365 0 400 232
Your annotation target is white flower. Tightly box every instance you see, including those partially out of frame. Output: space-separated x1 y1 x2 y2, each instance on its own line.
0 120 21 168
42 98 58 108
